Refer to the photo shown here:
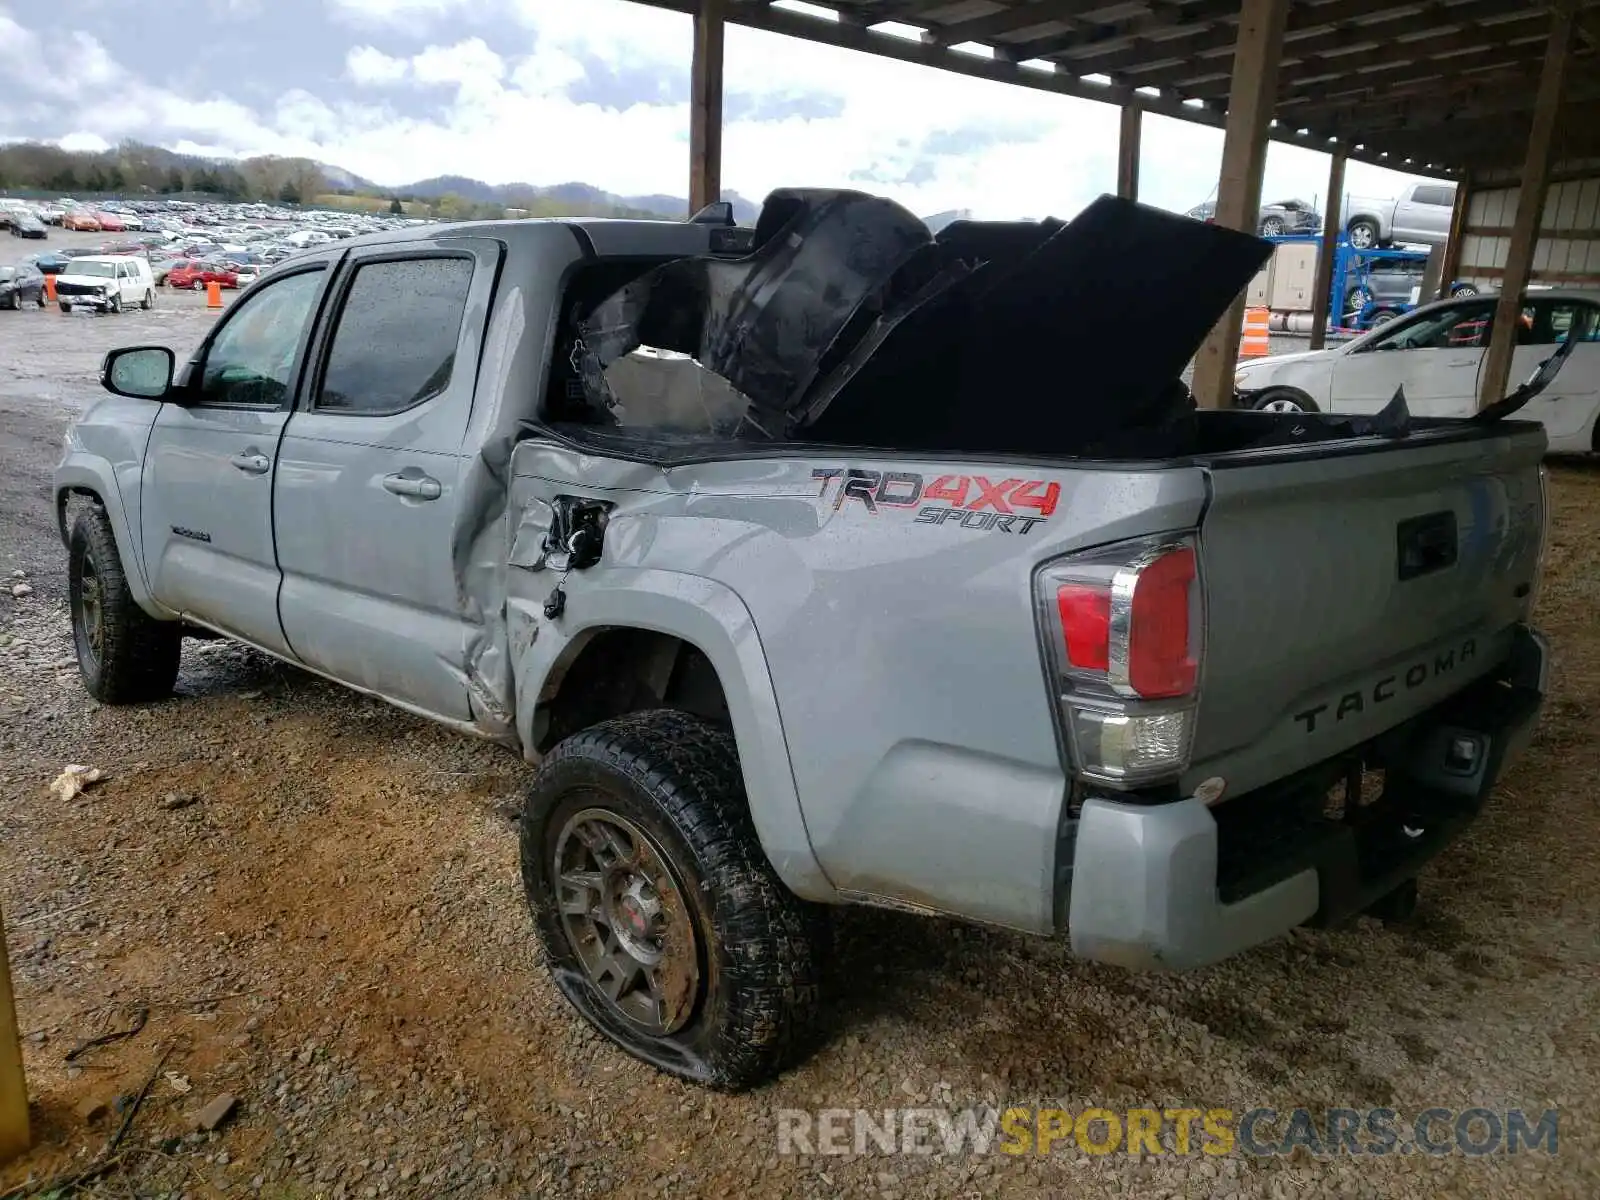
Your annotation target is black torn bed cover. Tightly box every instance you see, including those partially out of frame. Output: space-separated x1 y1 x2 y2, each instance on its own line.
567 187 1573 460
572 188 1273 457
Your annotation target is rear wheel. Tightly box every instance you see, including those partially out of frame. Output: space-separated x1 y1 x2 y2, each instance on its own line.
1347 218 1380 250
521 710 825 1090
68 507 181 704
1450 283 1479 298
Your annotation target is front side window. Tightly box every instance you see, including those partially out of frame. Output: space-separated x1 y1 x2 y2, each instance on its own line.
315 256 474 415
197 268 324 408
1362 300 1496 353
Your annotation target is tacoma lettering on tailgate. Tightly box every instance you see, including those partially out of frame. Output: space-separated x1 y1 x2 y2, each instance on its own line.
1294 638 1478 733
812 468 1060 535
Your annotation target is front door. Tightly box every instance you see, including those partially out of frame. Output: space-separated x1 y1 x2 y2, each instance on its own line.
1330 298 1495 417
138 263 333 655
274 239 501 720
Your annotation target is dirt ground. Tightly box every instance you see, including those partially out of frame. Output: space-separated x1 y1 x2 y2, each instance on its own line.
2 233 1599 1198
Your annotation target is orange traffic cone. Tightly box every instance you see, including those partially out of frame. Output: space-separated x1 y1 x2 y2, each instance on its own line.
206 280 223 309
43 275 55 304
1239 307 1270 359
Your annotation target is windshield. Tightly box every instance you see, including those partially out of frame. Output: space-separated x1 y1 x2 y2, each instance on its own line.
70 260 118 279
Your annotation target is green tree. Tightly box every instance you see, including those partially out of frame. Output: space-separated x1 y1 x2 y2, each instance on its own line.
279 180 302 205
389 197 403 215
107 165 126 192
162 167 185 194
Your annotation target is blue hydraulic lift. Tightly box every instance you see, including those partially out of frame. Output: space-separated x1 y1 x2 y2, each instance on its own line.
1262 233 1471 333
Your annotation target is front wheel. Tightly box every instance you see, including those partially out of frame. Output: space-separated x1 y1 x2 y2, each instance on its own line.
1450 283 1479 298
521 710 825 1090
1253 388 1318 414
69 507 181 704
1259 216 1285 236
108 293 122 314
141 289 154 310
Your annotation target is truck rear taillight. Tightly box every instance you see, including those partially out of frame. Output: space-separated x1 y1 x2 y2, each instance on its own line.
1037 534 1203 788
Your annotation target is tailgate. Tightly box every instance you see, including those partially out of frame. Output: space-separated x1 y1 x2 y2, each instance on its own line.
1187 427 1546 798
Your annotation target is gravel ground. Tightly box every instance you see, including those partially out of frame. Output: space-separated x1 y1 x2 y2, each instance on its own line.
3 233 1599 1198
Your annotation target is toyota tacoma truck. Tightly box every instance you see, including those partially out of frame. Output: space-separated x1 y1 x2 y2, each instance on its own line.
55 190 1551 1090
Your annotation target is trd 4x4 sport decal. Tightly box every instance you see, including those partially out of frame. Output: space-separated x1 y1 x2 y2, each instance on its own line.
812 468 1060 535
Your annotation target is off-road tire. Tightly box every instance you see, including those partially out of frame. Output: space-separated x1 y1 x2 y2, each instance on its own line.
68 507 181 704
521 709 826 1090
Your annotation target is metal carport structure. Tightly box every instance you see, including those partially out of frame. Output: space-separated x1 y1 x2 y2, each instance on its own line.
632 0 1600 414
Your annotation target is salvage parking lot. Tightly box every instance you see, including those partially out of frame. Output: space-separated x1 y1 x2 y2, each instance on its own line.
3 226 1600 1198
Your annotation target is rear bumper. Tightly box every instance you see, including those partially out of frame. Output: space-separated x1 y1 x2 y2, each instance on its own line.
1065 624 1547 970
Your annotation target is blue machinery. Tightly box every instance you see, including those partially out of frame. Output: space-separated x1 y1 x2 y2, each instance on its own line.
1262 233 1462 333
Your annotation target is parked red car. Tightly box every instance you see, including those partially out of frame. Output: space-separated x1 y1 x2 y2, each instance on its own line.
166 262 238 290
94 212 126 233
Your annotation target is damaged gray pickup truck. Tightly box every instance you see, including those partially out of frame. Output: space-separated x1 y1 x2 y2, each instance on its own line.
56 190 1554 1089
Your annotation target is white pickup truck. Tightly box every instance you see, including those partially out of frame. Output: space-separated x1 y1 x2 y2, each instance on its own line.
1345 181 1459 249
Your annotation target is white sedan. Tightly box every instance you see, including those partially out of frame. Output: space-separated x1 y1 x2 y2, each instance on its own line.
1234 291 1600 454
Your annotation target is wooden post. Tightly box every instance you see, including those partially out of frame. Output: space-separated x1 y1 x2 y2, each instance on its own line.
1190 0 1292 409
689 0 726 216
1479 2 1573 410
1437 171 1473 301
1309 151 1346 350
1117 104 1142 201
0 907 29 1164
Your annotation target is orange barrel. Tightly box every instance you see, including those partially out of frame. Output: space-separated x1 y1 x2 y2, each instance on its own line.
206 280 223 309
43 275 55 303
1239 306 1271 358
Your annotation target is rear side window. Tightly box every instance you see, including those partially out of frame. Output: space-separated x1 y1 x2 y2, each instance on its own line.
315 256 474 415
1412 185 1455 208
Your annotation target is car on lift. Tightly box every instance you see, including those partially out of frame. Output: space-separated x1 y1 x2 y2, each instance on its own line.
1186 198 1321 236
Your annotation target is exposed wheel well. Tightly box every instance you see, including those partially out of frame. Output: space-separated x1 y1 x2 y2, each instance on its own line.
532 628 731 754
56 485 105 542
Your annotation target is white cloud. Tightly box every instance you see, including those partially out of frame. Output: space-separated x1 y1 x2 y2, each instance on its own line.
327 0 471 32
58 131 111 153
346 45 409 86
1 0 1441 222
411 38 505 88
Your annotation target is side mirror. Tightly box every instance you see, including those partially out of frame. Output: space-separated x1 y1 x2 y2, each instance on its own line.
101 345 176 401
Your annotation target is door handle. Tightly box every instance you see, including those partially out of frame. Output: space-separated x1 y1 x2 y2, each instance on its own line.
229 452 270 474
383 472 442 501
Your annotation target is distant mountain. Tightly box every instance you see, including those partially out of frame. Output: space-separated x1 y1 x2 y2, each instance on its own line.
317 162 375 191
389 173 761 224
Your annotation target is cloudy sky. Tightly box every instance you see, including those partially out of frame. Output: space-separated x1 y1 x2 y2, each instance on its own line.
0 0 1436 218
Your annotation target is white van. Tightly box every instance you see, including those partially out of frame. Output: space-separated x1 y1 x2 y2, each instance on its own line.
54 255 156 314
